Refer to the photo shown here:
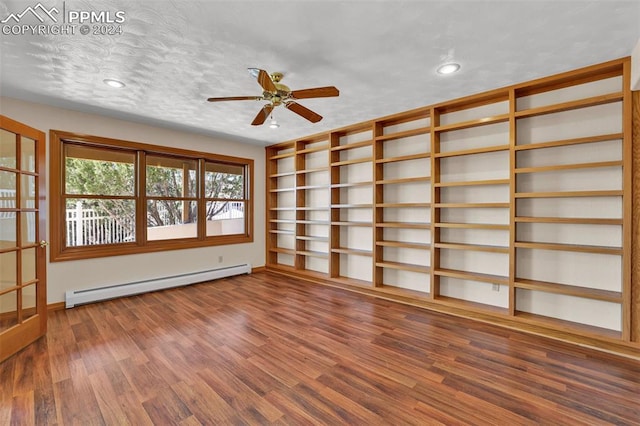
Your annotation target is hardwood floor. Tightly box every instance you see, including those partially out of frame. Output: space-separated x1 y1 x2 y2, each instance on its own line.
2 271 639 425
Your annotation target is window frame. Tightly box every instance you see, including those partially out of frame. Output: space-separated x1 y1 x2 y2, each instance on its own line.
50 130 253 262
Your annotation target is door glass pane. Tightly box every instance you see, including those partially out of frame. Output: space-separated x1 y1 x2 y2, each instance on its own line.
20 212 36 245
0 251 17 291
147 200 197 240
21 137 36 172
0 171 17 207
22 284 37 321
0 212 16 249
21 174 36 209
147 156 198 198
0 129 17 170
21 247 36 284
0 291 18 332
206 201 245 236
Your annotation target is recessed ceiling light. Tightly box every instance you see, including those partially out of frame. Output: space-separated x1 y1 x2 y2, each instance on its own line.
436 63 461 75
103 79 126 88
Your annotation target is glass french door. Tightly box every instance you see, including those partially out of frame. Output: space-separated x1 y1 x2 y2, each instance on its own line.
0 115 47 363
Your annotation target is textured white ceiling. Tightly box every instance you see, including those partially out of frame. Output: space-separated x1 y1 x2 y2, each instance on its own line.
1 1 639 146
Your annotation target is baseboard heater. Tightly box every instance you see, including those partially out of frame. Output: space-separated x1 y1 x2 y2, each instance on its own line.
65 263 251 308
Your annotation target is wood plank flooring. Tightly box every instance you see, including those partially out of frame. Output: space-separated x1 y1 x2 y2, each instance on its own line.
1 271 639 425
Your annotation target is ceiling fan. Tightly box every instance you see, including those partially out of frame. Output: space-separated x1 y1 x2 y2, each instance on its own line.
207 68 339 126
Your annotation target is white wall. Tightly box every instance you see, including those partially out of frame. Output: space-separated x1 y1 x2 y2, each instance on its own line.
0 97 266 304
632 38 640 90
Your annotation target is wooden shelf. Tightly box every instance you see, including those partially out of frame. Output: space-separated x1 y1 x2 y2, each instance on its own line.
330 140 372 151
515 160 622 174
297 250 329 259
376 202 431 208
435 242 509 254
435 178 509 188
269 207 296 211
434 144 510 158
330 221 372 227
514 311 621 340
297 184 327 190
515 190 623 199
376 222 430 229
515 241 622 255
375 152 431 164
268 247 296 255
434 114 510 132
268 229 295 235
434 268 509 285
296 235 328 242
331 181 373 188
331 247 373 256
376 176 430 185
296 167 329 175
331 157 372 167
514 278 622 303
435 296 510 316
331 203 373 209
295 206 330 211
269 171 296 178
269 187 295 193
514 133 623 152
296 220 330 225
376 126 430 142
435 202 509 209
375 261 430 274
297 145 329 154
515 216 623 225
376 240 431 250
515 92 623 119
434 222 509 230
268 151 296 160
269 219 296 224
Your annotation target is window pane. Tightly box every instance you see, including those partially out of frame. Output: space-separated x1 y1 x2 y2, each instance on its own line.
0 291 18 332
146 156 197 198
65 199 136 246
0 212 16 249
22 284 37 321
0 251 17 290
206 201 245 236
20 212 36 245
20 174 35 209
205 162 244 199
65 144 135 196
21 137 36 172
0 129 17 170
21 247 36 283
147 200 197 240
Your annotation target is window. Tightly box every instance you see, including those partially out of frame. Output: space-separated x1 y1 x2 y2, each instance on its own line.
50 131 253 261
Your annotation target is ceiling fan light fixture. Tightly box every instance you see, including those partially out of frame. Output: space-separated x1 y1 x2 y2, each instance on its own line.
269 119 280 129
103 78 126 88
436 63 461 75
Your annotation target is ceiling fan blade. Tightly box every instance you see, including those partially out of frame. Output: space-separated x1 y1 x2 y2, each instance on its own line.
207 96 262 102
250 68 277 93
251 104 275 126
290 86 339 99
285 101 323 123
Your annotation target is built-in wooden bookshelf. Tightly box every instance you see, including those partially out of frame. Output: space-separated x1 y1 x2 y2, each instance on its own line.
265 57 637 356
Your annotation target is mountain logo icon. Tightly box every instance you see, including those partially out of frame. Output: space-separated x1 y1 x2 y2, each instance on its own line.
1 3 59 24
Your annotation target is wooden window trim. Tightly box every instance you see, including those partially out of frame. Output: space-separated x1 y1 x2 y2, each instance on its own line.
49 130 254 262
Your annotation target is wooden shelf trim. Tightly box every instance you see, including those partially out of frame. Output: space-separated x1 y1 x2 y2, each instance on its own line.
296 220 330 225
331 203 373 209
296 166 329 175
331 247 373 256
514 133 623 152
269 187 295 193
376 176 431 185
330 140 373 151
515 216 623 225
268 229 295 235
297 250 329 259
513 311 622 340
269 207 296 211
515 92 623 119
514 278 622 303
434 268 509 285
434 222 510 230
435 202 510 209
375 152 431 164
330 221 372 227
376 202 431 208
297 145 329 154
268 247 296 255
268 151 296 160
435 242 509 254
375 126 431 142
376 222 430 229
515 190 623 198
434 144 510 158
297 184 328 190
434 113 510 132
515 160 622 175
435 178 510 188
296 235 329 242
376 240 431 250
331 157 372 167
295 206 330 211
269 171 296 178
331 181 373 188
515 241 622 255
269 219 296 224
375 261 431 274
